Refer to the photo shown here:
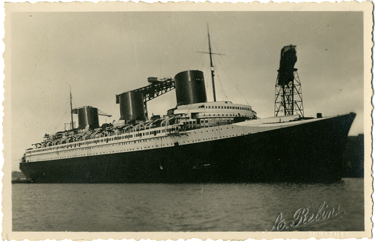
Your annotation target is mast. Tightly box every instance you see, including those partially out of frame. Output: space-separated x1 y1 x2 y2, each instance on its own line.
70 86 74 130
207 24 216 102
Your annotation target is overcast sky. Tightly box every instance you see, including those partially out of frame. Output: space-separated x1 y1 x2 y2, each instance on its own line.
9 11 364 170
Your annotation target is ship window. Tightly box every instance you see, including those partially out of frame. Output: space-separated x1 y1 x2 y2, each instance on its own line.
221 106 223 109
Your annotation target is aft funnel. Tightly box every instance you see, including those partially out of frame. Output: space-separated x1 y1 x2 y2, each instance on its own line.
72 106 100 130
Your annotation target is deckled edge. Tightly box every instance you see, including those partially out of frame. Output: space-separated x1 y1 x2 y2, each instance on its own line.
2 1 373 241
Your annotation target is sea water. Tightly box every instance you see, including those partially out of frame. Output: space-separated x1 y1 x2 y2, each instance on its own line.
12 178 364 231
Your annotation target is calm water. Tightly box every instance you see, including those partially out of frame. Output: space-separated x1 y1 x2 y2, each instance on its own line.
12 178 364 231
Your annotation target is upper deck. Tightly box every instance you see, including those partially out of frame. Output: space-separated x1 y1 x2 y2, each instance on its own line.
174 101 256 119
24 101 257 156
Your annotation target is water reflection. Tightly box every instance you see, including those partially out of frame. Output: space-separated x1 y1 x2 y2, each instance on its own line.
13 178 364 231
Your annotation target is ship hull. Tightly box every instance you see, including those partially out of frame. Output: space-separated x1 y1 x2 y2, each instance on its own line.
20 113 356 183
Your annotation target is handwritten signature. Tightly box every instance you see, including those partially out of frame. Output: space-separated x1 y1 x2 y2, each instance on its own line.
271 201 346 231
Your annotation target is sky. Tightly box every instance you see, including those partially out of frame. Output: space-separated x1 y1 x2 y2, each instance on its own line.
9 11 364 171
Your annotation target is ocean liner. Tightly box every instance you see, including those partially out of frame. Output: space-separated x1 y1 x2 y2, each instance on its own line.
19 35 356 183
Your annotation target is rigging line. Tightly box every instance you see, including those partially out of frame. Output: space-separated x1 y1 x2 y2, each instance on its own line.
50 94 72 132
216 56 250 105
71 88 76 107
216 73 229 101
219 55 246 95
72 98 77 110
198 52 211 100
205 74 210 100
215 58 247 104
199 53 207 72
209 34 222 55
52 107 69 133
198 34 208 57
213 58 231 101
217 55 241 91
209 54 220 100
211 54 228 101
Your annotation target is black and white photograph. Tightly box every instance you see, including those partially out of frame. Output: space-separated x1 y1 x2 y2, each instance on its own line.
5 2 372 239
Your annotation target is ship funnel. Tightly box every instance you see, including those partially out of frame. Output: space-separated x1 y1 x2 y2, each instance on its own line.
116 91 146 121
72 106 100 130
174 70 207 106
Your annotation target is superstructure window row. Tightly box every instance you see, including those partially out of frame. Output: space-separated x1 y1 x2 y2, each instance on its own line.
205 105 251 111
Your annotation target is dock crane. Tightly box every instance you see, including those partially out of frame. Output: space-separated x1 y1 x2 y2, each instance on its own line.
98 109 112 117
116 77 175 121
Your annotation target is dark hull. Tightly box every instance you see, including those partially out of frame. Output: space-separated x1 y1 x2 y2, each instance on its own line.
20 113 356 183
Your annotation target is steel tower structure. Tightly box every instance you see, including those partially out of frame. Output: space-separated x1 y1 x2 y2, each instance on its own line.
274 45 304 117
117 77 175 121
